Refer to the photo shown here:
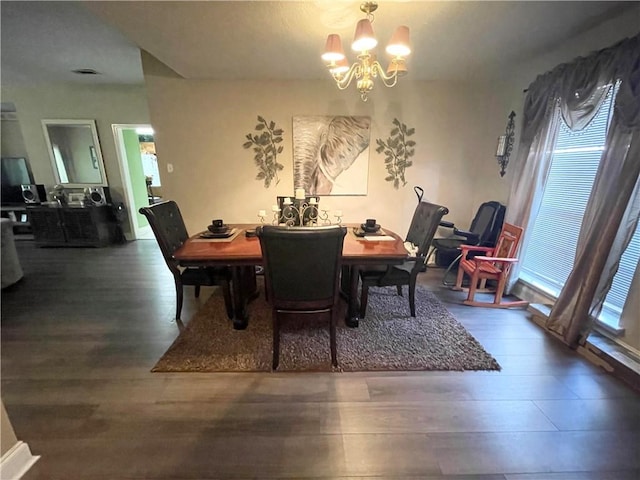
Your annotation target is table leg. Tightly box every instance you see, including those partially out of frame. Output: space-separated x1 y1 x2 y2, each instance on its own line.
346 265 361 328
243 265 259 302
231 266 248 330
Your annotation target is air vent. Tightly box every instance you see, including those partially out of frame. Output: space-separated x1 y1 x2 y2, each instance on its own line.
72 68 100 75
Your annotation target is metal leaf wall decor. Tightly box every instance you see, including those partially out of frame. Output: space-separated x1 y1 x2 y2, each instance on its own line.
243 116 284 188
376 118 416 189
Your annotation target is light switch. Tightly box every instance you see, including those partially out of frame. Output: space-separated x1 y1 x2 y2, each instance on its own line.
167 163 174 173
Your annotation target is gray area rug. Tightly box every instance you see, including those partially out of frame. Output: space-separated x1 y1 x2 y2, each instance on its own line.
152 284 501 372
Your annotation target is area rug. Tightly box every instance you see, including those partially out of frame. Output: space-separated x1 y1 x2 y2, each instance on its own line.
152 284 501 372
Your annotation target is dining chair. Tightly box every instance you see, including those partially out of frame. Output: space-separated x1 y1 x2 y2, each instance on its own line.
257 225 347 369
359 201 449 318
139 201 233 321
452 222 529 308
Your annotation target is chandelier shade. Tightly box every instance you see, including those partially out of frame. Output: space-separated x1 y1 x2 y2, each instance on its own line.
386 58 408 77
321 2 411 101
329 58 350 76
352 19 377 52
386 26 411 57
321 34 345 62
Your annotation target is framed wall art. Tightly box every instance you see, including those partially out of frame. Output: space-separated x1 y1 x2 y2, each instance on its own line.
292 116 370 195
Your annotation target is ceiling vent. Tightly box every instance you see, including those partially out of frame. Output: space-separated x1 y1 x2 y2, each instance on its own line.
72 68 100 75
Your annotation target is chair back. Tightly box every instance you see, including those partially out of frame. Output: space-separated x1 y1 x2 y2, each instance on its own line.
406 201 450 257
492 222 524 260
469 201 506 246
139 201 189 276
257 225 346 309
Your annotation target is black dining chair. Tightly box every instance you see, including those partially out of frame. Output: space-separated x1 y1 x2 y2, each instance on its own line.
139 201 233 321
257 225 347 369
359 201 449 318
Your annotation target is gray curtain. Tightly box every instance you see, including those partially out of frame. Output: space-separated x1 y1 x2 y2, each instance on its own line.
506 34 640 347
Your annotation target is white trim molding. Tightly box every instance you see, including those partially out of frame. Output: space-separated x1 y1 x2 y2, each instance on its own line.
0 441 40 479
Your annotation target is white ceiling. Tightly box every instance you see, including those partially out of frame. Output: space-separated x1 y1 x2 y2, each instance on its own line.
1 1 637 87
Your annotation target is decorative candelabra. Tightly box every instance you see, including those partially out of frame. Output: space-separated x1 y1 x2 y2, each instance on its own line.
277 197 319 226
262 189 343 227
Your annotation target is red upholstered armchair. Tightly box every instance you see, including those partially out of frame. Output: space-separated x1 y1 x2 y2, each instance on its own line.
453 222 529 308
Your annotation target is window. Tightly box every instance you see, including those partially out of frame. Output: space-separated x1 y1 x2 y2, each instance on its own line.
520 82 638 329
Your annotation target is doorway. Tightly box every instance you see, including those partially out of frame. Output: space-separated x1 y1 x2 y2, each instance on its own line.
112 124 162 240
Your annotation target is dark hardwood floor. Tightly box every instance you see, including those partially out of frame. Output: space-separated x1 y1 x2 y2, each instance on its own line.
2 240 639 480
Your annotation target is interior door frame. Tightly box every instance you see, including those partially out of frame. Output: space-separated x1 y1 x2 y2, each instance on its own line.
112 123 152 240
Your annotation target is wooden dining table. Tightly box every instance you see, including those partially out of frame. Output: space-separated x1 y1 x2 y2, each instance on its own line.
174 224 409 329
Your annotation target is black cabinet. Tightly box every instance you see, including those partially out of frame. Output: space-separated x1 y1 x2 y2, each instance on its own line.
27 206 117 247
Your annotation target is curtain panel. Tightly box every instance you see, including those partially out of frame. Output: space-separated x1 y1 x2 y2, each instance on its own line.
506 34 640 347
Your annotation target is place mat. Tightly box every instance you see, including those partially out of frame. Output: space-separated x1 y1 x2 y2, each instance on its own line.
363 235 397 241
192 228 241 242
352 226 388 237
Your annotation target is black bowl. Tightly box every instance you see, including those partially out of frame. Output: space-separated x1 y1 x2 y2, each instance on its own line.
361 223 380 232
208 224 228 233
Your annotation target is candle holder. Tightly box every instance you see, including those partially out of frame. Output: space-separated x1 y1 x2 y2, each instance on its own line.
318 209 331 225
258 212 266 224
271 208 281 225
267 195 341 227
280 199 319 226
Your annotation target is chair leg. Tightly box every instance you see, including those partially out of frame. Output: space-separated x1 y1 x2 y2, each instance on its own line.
453 261 465 291
222 281 234 319
466 269 480 303
360 284 369 318
194 285 201 298
409 277 417 317
175 279 184 320
396 285 403 296
330 309 337 367
272 309 280 370
493 274 507 305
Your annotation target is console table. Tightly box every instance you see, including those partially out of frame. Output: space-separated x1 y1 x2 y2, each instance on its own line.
27 205 118 247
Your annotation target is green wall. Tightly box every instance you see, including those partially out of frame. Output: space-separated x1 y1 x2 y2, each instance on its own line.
123 129 149 228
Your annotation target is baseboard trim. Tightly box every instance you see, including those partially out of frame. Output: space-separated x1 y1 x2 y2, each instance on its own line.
0 441 40 480
527 303 640 386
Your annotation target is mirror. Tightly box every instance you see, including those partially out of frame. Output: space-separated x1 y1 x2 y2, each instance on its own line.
42 119 107 188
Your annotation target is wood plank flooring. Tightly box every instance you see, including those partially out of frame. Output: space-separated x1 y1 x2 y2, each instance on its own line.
2 240 639 480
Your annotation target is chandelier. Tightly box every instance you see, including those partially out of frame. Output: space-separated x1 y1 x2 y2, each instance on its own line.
321 2 411 102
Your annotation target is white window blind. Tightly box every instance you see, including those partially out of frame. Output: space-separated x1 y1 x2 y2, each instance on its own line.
520 82 639 328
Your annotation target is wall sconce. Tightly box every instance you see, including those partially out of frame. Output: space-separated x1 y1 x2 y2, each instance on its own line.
496 111 516 177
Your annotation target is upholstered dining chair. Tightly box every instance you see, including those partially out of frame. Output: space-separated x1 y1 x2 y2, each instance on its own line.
359 201 449 318
257 225 347 370
139 201 233 321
